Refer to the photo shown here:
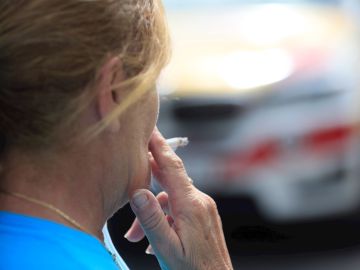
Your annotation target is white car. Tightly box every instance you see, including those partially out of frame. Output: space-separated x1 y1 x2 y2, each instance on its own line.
157 0 360 222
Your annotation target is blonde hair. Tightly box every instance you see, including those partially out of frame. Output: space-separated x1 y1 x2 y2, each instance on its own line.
0 0 170 152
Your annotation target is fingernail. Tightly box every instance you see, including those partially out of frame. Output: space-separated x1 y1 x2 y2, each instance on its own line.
124 231 129 239
145 246 154 255
132 191 149 208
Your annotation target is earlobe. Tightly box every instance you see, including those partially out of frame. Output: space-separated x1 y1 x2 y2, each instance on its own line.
95 56 123 133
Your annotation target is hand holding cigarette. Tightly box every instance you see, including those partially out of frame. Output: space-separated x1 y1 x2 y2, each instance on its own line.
126 128 233 270
102 138 188 266
150 137 190 193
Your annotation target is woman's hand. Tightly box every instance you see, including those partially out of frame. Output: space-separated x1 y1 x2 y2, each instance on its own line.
125 128 233 270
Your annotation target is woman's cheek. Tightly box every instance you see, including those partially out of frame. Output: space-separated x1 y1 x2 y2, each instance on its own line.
128 152 152 194
144 159 152 188
138 150 152 188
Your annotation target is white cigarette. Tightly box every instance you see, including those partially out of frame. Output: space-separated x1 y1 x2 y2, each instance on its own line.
166 137 189 151
164 137 192 184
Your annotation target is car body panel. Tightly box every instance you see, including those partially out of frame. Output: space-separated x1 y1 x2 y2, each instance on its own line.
158 0 360 221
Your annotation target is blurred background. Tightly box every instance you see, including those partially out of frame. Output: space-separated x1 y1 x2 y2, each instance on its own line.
109 0 360 269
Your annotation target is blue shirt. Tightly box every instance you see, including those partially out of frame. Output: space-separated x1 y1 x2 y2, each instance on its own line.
0 211 129 269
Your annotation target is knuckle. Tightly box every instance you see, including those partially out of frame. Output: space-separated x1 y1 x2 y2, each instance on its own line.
171 157 184 169
179 194 220 226
207 197 219 215
162 153 184 169
160 153 186 173
190 198 207 215
198 194 218 215
142 209 164 232
205 195 217 210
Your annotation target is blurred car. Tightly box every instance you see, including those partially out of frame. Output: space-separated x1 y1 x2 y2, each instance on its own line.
157 0 360 222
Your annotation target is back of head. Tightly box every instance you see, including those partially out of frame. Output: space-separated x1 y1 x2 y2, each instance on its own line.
0 0 170 155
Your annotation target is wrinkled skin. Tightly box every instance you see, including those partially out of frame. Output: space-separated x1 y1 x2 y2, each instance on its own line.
126 128 233 270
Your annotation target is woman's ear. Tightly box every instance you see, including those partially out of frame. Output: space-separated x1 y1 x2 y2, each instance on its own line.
95 56 124 133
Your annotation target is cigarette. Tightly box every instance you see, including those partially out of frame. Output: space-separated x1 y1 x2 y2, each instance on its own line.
166 137 189 151
161 137 193 184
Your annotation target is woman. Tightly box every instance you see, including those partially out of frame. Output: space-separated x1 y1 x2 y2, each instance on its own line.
0 0 233 269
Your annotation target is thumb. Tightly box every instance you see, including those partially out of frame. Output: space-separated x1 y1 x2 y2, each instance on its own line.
129 189 174 249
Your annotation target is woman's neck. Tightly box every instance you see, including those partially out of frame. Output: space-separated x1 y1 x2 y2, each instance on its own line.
0 148 114 241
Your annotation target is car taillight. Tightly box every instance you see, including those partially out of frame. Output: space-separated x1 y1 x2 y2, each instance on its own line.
222 140 279 181
219 124 358 182
304 125 355 154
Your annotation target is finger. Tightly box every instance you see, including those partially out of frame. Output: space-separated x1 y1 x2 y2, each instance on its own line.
157 191 170 214
125 192 170 242
145 213 174 256
149 128 193 196
145 245 154 255
148 152 160 177
129 189 180 253
124 218 143 242
167 215 174 227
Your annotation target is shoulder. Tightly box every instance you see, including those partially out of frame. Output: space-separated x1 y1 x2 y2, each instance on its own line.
0 211 119 270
